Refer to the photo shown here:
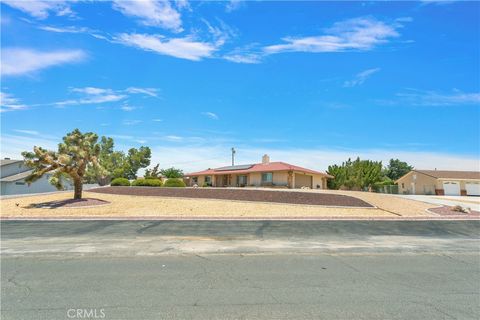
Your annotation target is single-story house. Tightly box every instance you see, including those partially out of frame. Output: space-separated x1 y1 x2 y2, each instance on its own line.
396 170 480 196
185 154 333 189
0 158 72 196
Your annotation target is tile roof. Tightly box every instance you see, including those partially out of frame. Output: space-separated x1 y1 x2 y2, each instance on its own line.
186 161 333 178
414 170 480 180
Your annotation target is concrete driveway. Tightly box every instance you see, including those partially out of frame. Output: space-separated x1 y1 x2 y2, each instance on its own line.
2 220 479 320
394 194 480 212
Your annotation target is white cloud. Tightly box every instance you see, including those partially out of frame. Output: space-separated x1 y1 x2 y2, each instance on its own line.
71 87 111 95
13 129 39 135
152 119 163 122
1 48 86 77
343 68 381 87
53 86 159 106
126 87 159 97
264 17 402 54
37 25 90 33
202 112 219 120
225 0 244 12
115 33 218 61
395 89 480 106
165 135 183 141
0 92 28 112
224 53 262 64
121 105 136 112
112 0 182 32
2 0 73 19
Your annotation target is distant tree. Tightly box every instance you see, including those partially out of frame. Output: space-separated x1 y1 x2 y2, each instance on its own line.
144 164 162 179
385 159 413 181
22 129 102 199
123 146 151 179
160 167 184 179
327 157 383 190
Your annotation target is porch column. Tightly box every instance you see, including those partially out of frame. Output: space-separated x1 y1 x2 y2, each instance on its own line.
287 171 293 189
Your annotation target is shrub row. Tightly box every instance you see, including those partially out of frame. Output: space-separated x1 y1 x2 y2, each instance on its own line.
110 178 130 186
110 178 186 188
163 178 186 188
132 178 163 187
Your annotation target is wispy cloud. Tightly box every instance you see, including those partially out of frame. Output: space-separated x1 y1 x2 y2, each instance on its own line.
202 112 219 120
13 129 39 135
115 33 218 61
152 119 163 122
0 92 28 112
120 104 137 112
2 0 74 19
395 89 480 106
264 17 404 55
37 25 90 33
122 119 142 126
343 68 381 87
55 87 126 106
52 86 159 107
112 0 182 32
225 0 244 13
125 87 159 97
1 48 86 77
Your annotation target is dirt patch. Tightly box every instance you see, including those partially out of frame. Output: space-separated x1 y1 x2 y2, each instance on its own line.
26 198 110 209
429 206 480 216
89 187 373 208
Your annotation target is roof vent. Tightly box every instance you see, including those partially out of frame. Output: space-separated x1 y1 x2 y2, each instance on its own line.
262 154 270 165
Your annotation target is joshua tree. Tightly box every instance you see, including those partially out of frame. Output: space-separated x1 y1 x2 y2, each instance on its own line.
22 129 102 199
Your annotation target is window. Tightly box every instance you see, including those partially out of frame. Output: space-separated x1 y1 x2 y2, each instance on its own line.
204 176 211 183
402 183 405 188
15 181 25 185
192 177 198 184
261 172 273 183
237 175 247 186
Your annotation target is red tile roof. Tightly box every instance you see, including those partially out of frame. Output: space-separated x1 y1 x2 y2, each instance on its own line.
186 162 333 178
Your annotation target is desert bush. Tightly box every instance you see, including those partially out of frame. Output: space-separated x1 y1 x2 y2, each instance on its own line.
132 178 163 187
163 178 186 188
110 177 130 186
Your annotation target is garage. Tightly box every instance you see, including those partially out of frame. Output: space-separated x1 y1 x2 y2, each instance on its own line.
294 173 312 188
466 182 480 196
443 181 461 196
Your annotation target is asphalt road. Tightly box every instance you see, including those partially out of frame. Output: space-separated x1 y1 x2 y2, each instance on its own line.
2 221 480 320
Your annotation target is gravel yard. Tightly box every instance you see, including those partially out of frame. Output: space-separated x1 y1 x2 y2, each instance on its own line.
90 186 373 207
1 191 391 219
0 187 446 219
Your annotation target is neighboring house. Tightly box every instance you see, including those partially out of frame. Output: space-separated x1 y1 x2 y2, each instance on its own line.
396 170 480 196
185 154 333 189
0 159 72 196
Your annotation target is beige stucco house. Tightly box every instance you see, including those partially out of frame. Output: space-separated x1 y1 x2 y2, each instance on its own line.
185 155 332 189
396 170 480 196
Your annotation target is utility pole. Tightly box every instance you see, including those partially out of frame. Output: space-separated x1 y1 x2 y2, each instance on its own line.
231 147 236 166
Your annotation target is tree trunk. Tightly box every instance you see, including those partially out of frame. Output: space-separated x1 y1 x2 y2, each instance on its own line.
74 178 83 199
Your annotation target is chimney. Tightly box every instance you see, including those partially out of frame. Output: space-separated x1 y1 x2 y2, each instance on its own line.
262 154 270 164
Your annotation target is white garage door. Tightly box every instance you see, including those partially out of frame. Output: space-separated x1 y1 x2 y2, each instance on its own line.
466 182 480 196
443 181 460 196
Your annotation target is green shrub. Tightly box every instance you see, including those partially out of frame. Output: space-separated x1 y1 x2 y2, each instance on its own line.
132 178 163 187
202 182 211 187
163 178 186 188
110 178 130 186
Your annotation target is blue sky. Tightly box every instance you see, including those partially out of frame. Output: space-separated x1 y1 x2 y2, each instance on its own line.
1 0 479 172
